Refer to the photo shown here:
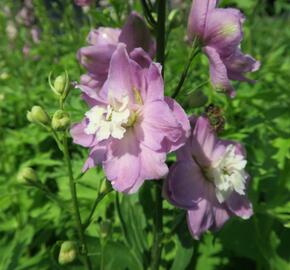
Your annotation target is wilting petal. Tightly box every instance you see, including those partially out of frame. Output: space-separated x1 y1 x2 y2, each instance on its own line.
226 192 253 219
204 46 235 97
103 129 141 193
187 0 217 41
87 27 120 46
70 119 96 147
119 12 156 58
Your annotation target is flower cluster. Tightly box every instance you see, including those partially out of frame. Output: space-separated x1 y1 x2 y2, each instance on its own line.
71 1 258 238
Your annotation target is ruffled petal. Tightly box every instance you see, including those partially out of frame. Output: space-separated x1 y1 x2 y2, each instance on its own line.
135 100 182 152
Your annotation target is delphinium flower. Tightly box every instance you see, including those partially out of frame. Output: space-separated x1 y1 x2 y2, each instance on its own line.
164 116 253 239
187 0 260 97
71 45 190 193
77 12 155 106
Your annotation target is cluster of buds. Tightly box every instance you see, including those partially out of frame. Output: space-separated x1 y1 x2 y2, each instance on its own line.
27 72 71 131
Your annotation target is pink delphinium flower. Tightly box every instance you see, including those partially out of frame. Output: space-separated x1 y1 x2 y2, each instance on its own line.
71 45 190 193
77 12 155 106
74 0 93 7
164 116 253 239
187 0 260 97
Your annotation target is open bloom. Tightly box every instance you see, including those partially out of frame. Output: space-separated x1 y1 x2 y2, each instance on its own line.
164 116 253 239
77 12 155 106
71 45 190 193
188 0 260 97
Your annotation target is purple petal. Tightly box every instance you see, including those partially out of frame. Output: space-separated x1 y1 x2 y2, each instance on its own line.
100 44 134 102
139 144 168 180
204 46 235 97
224 49 260 82
119 12 156 58
87 27 121 46
162 97 191 152
187 0 217 41
204 8 244 57
130 48 153 69
103 129 141 193
165 160 209 209
82 142 108 172
187 199 214 240
70 119 96 147
77 44 116 78
226 192 253 219
191 115 217 166
135 100 182 152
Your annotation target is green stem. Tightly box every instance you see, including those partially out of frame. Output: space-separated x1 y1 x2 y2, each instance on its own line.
150 1 166 269
83 188 113 230
62 133 92 270
171 42 200 99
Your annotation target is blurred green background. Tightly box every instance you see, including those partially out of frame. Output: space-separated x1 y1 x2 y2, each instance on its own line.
0 0 290 269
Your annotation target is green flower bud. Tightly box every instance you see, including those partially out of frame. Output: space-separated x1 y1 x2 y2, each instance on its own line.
58 241 77 265
17 167 37 184
49 71 69 97
51 110 70 131
27 106 50 125
100 179 112 194
99 220 111 238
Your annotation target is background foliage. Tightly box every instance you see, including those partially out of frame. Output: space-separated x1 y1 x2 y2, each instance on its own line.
0 0 290 269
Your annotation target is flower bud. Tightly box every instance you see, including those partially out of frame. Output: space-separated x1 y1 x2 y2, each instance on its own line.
51 110 70 131
27 106 50 125
99 220 111 238
49 71 69 97
17 167 37 184
100 179 112 194
58 241 77 265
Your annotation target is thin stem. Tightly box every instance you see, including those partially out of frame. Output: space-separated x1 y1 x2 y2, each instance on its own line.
83 188 113 230
150 1 166 269
62 133 92 270
171 43 200 99
140 0 157 27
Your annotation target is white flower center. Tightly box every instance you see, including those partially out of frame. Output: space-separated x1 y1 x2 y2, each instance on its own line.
206 144 247 203
84 95 131 141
